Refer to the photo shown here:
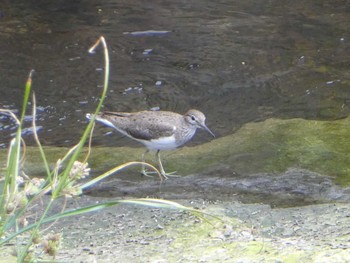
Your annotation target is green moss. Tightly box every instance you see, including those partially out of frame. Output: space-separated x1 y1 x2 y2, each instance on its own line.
281 253 305 263
199 117 350 186
313 65 328 73
1 116 350 185
142 216 309 262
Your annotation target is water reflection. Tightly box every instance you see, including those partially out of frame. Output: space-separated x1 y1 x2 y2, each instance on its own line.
0 0 349 147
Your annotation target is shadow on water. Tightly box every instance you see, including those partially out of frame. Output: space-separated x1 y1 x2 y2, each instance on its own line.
1 1 350 206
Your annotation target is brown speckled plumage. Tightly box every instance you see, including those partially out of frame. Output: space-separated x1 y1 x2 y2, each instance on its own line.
86 109 214 178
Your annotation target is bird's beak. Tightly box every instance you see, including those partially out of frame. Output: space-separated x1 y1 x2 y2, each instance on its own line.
200 123 215 138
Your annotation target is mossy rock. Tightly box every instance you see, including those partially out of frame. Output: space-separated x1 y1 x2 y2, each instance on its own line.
1 116 350 185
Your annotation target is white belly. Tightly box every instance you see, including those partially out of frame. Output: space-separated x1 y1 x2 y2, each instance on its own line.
140 135 178 150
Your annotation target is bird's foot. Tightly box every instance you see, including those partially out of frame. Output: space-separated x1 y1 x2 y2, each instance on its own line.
140 169 157 178
141 169 180 180
160 171 180 180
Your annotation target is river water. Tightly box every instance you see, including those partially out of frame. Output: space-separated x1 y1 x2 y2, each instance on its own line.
0 0 349 148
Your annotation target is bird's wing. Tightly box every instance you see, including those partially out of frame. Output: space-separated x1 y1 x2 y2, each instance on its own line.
126 120 176 141
101 111 177 141
102 111 132 117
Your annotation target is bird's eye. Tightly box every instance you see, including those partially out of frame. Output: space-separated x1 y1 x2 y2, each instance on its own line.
191 115 196 121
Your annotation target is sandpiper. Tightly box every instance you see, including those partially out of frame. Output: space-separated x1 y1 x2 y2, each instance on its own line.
86 109 214 179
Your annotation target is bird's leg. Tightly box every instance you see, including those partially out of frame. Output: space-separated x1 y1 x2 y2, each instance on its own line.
140 149 154 177
141 149 160 177
156 150 178 179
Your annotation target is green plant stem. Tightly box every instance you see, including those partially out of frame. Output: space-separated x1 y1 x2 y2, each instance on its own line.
17 198 55 262
32 92 53 183
52 36 110 199
79 161 161 191
0 198 202 246
0 70 33 220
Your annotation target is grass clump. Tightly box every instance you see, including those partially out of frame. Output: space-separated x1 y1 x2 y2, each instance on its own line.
0 37 202 262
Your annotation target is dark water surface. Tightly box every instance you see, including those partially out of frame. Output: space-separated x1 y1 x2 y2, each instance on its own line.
0 0 349 147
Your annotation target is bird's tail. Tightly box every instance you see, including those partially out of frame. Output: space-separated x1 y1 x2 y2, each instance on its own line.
86 113 117 129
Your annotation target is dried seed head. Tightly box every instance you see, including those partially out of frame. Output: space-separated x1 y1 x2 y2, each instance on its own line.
69 161 90 180
42 233 61 257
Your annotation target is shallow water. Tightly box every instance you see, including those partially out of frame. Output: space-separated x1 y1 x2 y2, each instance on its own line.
0 1 349 148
